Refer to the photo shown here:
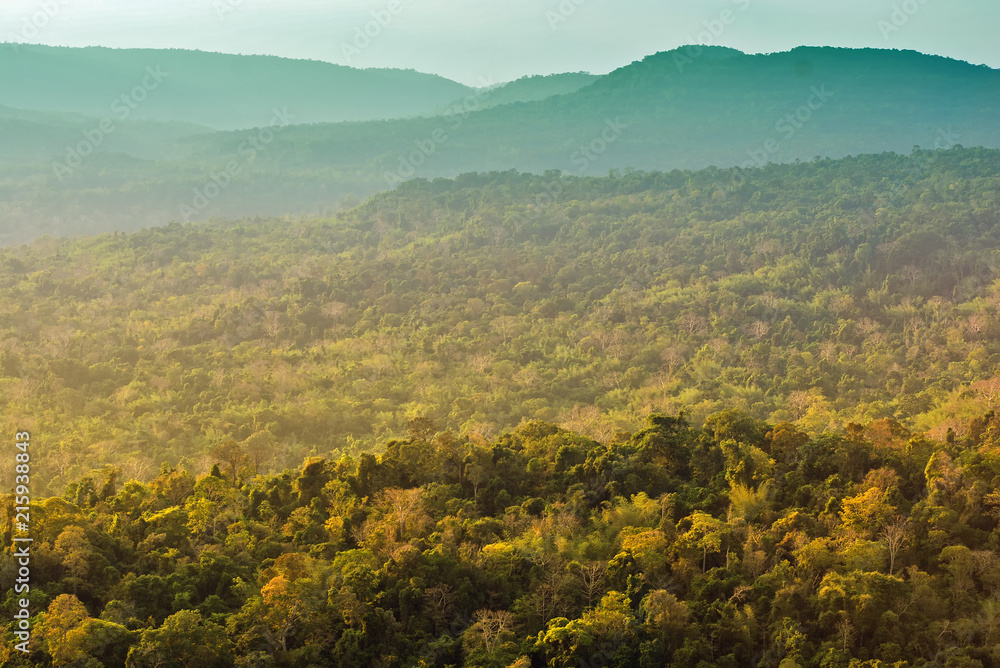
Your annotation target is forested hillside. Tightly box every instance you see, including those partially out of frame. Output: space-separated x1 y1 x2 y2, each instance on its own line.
1 148 999 496
4 407 1000 666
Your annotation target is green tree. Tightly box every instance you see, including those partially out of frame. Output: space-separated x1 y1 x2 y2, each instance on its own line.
125 610 232 668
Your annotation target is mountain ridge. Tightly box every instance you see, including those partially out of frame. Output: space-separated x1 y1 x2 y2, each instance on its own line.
1 45 998 243
0 43 476 129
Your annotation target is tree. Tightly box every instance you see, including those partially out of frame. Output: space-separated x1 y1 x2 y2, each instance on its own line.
574 561 608 609
464 609 515 657
424 584 458 634
54 526 92 595
407 416 437 441
243 431 277 477
258 576 302 652
619 528 670 582
376 487 426 542
537 591 638 666
331 585 367 628
150 468 196 506
679 512 727 572
186 475 245 540
641 589 690 651
881 516 909 575
60 619 133 668
840 487 897 540
39 594 90 666
211 440 247 486
125 609 231 667
235 555 329 655
729 482 772 524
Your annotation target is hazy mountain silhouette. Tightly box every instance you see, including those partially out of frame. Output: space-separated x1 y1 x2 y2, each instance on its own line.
466 72 601 110
189 45 998 180
1 46 998 242
0 44 474 129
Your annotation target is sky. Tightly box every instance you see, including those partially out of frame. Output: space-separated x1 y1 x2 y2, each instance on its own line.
2 0 997 86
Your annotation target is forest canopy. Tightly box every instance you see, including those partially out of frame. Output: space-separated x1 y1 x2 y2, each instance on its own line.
0 147 999 495
3 407 1000 666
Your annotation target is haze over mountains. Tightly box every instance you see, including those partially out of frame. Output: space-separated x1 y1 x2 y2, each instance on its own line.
451 72 600 111
1 44 998 244
0 44 475 129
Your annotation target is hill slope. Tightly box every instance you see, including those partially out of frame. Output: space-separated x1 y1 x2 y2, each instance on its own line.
467 72 601 110
1 148 999 493
0 44 474 129
9 401 1000 667
0 104 214 163
2 46 998 243
241 45 999 178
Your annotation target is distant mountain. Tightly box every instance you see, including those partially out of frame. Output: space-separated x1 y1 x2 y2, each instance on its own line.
461 72 600 110
0 104 213 162
0 44 474 129
243 45 997 178
1 46 998 242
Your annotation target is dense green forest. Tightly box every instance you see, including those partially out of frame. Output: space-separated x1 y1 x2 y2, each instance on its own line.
4 407 1000 666
3 46 998 243
0 148 999 498
2 147 1000 666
